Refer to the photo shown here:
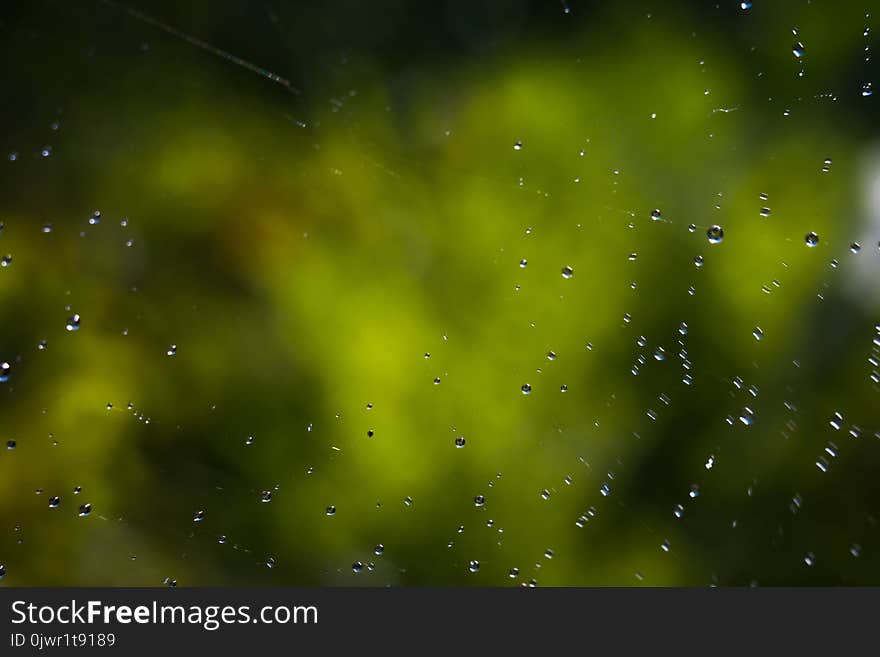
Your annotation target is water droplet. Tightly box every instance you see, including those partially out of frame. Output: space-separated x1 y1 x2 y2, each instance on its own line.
48 496 61 508
546 350 557 361
326 505 336 516
163 577 177 587
561 265 574 279
260 490 273 503
850 242 861 254
673 503 684 518
218 535 228 544
740 1 752 9
65 314 81 331
455 436 466 448
513 141 523 151
0 255 11 267
753 326 763 341
862 82 873 97
0 362 10 383
694 255 704 268
6 440 15 450
508 567 519 578
519 259 528 268
521 383 532 395
474 494 485 507
404 496 413 507
374 544 385 556
468 560 480 573
193 510 205 522
245 435 254 445
650 208 663 221
706 225 724 244
78 503 91 517
804 552 815 566
688 484 701 498
850 543 862 558
805 232 819 247
166 344 177 356
793 42 805 58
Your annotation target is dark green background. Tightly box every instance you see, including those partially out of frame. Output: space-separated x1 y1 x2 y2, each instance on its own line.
0 0 878 585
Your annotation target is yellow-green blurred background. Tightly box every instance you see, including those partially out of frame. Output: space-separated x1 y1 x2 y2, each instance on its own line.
0 0 879 585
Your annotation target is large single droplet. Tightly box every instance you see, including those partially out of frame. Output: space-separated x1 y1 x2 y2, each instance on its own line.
260 490 273 503
78 503 92 517
793 42 805 58
650 208 662 221
805 232 819 247
468 560 480 573
0 255 11 267
474 494 485 507
65 314 81 331
753 326 763 341
561 265 574 279
326 505 336 516
521 383 532 395
454 436 466 448
706 225 724 244
0 362 10 383
48 496 61 508
193 510 205 522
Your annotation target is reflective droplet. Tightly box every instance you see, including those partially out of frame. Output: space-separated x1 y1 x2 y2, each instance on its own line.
752 326 763 341
850 242 861 254
804 552 815 566
78 503 91 517
862 82 873 97
513 141 522 151
65 314 81 331
521 383 532 395
694 255 704 268
468 560 480 573
0 361 10 383
508 567 519 578
805 232 819 247
546 350 557 361
740 1 751 9
374 544 385 556
218 535 227 544
519 259 528 268
260 490 273 503
561 265 574 279
48 496 61 508
793 42 805 58
650 208 662 221
326 505 336 516
0 255 11 267
759 207 771 218
193 510 205 522
6 440 15 450
688 484 700 499
474 494 485 507
166 344 177 356
706 225 724 244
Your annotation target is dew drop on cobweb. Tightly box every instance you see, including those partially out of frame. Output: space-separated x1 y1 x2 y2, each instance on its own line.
468 560 480 573
0 255 11 267
374 544 384 556
48 496 61 508
65 314 81 331
805 232 819 247
261 490 273 503
0 362 10 383
455 436 466 448
166 344 177 356
706 225 724 244
561 265 574 279
521 383 532 395
78 503 91 517
193 510 205 522
326 505 336 516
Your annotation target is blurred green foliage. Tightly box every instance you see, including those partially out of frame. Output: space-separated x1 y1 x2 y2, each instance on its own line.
0 0 879 585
